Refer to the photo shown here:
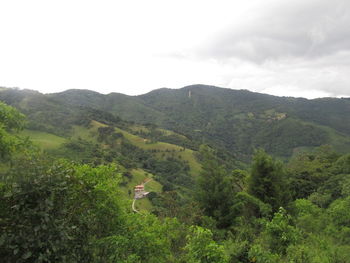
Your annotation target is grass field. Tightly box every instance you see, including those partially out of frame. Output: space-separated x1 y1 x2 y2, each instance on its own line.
21 121 201 212
22 125 163 213
133 198 153 212
72 121 201 176
21 124 101 151
121 169 162 194
128 124 188 139
120 168 162 212
20 129 67 150
71 120 108 141
114 127 202 176
20 122 202 176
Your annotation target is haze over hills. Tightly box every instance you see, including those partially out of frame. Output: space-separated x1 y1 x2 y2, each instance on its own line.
1 84 350 160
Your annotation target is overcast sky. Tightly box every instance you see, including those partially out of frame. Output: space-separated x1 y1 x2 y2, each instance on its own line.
0 0 349 98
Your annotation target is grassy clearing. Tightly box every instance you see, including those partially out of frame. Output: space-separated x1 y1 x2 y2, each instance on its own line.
154 150 202 176
127 124 150 133
21 121 202 175
128 124 188 139
121 169 162 195
115 127 182 150
114 127 202 176
90 120 108 129
181 150 202 176
71 125 94 140
134 198 153 212
86 121 201 175
20 130 67 150
21 123 165 213
71 121 107 142
120 168 162 212
158 128 187 137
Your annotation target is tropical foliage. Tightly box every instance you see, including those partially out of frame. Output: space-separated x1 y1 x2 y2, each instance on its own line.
1 91 350 262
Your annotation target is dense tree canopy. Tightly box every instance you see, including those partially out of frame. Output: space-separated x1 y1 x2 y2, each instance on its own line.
0 102 26 160
1 99 350 262
249 149 290 213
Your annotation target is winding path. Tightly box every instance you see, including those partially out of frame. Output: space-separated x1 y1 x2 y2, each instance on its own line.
132 199 139 213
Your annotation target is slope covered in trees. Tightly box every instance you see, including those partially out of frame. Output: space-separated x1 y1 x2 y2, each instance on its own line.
136 85 350 159
1 99 350 262
1 85 349 160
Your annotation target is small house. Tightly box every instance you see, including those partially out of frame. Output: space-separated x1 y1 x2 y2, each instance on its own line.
134 184 149 199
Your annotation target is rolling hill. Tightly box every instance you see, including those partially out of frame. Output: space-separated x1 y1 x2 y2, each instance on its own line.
16 118 201 212
1 85 350 160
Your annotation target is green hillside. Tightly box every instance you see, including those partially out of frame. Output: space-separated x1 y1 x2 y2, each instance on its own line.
113 127 201 176
2 91 350 263
120 169 162 212
16 117 201 212
1 85 350 160
20 129 67 149
136 85 350 159
19 125 163 213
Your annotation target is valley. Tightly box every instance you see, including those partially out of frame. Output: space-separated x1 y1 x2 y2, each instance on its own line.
1 85 350 262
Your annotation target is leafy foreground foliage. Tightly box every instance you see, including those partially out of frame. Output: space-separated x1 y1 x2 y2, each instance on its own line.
0 101 27 161
1 159 122 262
1 101 350 262
0 157 178 262
195 146 350 262
0 155 230 263
185 226 228 263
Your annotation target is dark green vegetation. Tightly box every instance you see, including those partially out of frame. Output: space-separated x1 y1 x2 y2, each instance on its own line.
1 85 350 160
1 86 350 262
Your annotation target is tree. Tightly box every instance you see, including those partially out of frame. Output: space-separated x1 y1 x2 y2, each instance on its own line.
248 149 290 214
287 146 339 200
196 145 237 228
263 208 300 255
0 102 26 161
185 226 228 263
0 158 125 262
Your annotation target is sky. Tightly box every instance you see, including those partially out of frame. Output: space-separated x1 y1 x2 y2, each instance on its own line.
0 0 349 99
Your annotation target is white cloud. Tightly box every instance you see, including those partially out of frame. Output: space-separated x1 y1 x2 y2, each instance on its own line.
225 54 350 99
0 0 349 98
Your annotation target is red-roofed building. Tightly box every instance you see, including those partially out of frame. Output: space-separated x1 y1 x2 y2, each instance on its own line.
134 184 149 199
135 185 144 192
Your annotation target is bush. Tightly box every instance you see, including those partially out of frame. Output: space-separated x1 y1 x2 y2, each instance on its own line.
0 159 123 262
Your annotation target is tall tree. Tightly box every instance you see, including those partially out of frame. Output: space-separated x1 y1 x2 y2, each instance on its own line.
196 145 238 228
0 102 26 161
185 226 229 263
248 149 290 213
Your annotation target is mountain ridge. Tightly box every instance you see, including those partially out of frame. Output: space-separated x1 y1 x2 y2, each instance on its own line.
1 84 350 160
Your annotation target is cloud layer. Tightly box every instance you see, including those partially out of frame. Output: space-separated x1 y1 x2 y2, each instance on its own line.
0 0 349 98
202 0 350 62
193 0 350 98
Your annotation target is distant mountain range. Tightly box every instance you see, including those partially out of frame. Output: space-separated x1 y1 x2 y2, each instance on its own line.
1 85 350 160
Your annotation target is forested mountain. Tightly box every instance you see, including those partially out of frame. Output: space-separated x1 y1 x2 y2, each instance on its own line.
136 85 350 158
1 85 350 160
1 88 350 262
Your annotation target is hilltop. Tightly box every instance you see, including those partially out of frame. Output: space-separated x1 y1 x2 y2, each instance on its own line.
1 85 349 160
2 86 350 262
